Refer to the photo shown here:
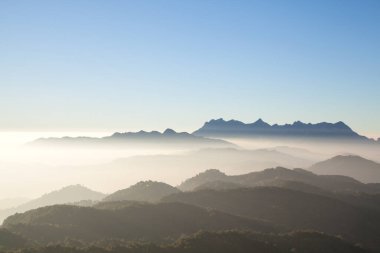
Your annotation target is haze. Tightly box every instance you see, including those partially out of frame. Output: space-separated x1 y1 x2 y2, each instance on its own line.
1 125 379 200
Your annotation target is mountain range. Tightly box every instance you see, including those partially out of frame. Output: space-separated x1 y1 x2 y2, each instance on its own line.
30 119 378 148
193 118 372 140
31 128 234 149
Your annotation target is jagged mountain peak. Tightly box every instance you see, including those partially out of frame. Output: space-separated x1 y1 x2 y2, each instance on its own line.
250 118 271 127
205 118 245 126
193 118 364 140
163 128 177 135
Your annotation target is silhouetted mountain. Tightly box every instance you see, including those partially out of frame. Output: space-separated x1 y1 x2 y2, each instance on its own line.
0 185 105 224
103 181 180 202
163 187 380 250
309 155 380 183
193 118 369 140
3 202 275 244
31 129 234 149
178 167 380 193
12 230 371 253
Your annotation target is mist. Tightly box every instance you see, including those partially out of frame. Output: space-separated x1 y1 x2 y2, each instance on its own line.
1 130 379 201
0 131 185 199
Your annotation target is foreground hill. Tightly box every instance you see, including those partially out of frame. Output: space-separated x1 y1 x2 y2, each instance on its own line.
31 129 234 149
163 187 380 250
309 155 380 183
2 202 275 244
103 181 180 202
178 167 380 193
2 167 380 251
0 228 28 250
10 231 371 253
0 185 105 224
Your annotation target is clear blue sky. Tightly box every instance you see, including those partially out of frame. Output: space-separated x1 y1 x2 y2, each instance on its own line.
1 0 379 137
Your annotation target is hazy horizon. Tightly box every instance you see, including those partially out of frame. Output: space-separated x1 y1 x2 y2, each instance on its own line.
0 125 379 200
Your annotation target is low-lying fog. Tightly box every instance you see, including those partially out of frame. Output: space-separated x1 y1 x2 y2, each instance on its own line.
1 132 379 200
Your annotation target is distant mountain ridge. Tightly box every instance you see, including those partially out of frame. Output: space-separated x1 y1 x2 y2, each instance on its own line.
30 119 375 147
193 118 370 140
31 128 234 148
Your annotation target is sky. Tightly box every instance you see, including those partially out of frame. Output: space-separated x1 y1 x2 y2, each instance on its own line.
1 0 379 137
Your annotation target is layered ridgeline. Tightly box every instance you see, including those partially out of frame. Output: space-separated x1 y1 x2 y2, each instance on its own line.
166 165 380 250
2 166 380 250
3 167 380 250
193 118 372 141
175 166 380 213
0 185 105 224
177 166 380 193
31 129 234 149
